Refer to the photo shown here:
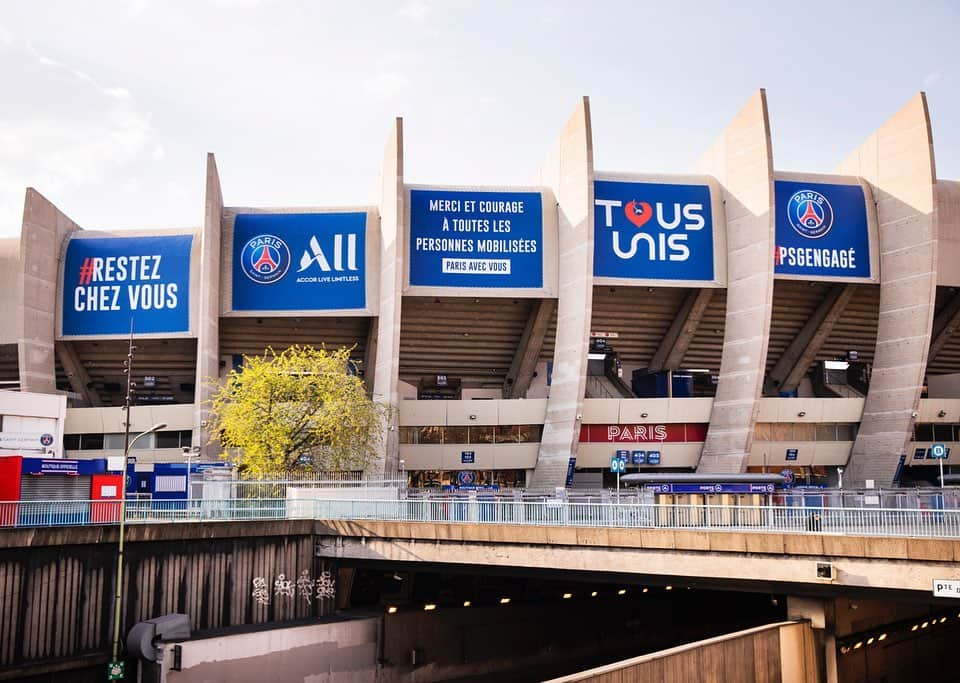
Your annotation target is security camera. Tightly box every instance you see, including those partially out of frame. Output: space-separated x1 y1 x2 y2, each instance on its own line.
576 414 582 421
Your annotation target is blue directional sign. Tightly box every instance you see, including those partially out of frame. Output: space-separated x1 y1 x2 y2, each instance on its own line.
785 448 799 461
632 450 646 465
409 189 543 288
232 213 367 311
62 235 193 336
930 443 948 460
610 456 626 474
593 180 714 281
461 450 475 464
647 451 662 466
774 181 871 279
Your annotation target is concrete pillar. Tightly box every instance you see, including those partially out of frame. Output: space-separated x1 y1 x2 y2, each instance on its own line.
766 285 856 395
836 94 938 487
529 97 594 489
503 299 556 399
193 153 224 453
649 288 714 372
787 596 834 683
694 90 775 473
372 118 404 477
56 341 101 406
18 189 82 394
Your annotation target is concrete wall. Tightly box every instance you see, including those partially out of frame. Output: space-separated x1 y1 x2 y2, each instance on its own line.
531 97 594 489
18 189 82 392
837 93 938 487
695 90 775 474
160 618 380 683
0 390 66 456
545 621 818 683
318 519 960 595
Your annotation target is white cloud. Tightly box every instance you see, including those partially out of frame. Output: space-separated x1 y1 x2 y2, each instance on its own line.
923 71 942 88
362 71 410 100
0 35 162 232
398 0 430 21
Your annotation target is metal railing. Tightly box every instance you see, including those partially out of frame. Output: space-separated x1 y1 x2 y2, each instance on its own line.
3 497 960 539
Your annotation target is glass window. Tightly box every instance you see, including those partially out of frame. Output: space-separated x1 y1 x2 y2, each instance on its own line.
63 434 81 450
418 426 443 445
496 426 519 444
398 427 418 444
131 433 155 450
754 423 771 441
468 426 495 444
80 433 104 450
445 426 468 444
933 424 954 442
103 433 125 450
793 423 816 441
517 425 543 443
179 430 192 447
816 424 836 442
156 431 182 449
836 423 857 441
915 423 935 441
771 423 792 442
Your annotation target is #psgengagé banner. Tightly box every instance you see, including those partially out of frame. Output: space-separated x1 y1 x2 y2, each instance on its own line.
593 180 715 281
232 212 366 311
62 235 193 336
409 189 543 288
774 180 871 279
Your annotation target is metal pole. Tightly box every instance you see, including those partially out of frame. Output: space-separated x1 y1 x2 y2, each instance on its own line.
940 457 945 492
111 321 135 668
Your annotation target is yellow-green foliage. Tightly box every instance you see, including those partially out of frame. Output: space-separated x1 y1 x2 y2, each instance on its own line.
207 345 386 474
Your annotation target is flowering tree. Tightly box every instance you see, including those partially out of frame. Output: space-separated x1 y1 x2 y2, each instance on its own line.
208 345 387 473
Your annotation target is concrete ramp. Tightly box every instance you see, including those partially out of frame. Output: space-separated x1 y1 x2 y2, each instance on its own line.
545 621 819 683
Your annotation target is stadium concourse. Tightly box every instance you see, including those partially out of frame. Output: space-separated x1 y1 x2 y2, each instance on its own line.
1 90 959 493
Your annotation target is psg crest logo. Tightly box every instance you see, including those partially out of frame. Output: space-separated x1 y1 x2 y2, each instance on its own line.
787 190 834 239
240 234 290 284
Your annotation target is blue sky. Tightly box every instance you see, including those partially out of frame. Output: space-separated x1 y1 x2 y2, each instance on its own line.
0 0 956 236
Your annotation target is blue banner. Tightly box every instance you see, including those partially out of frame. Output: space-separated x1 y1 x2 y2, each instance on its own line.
593 181 714 281
774 181 870 279
409 190 543 288
62 235 193 336
21 457 107 475
232 213 366 311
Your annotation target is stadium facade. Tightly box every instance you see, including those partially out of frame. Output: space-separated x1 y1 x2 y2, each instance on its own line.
1 90 957 491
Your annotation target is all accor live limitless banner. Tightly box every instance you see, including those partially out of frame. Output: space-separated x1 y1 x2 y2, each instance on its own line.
409 189 543 288
62 235 193 336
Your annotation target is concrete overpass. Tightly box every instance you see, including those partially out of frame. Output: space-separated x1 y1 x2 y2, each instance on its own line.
3 513 960 681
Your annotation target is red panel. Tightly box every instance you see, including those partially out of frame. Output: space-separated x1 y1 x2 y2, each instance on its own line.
0 456 22 499
0 456 23 526
684 424 709 442
90 474 122 523
579 424 708 443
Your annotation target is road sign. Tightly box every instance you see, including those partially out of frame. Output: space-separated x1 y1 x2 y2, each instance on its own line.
933 579 960 598
461 451 475 464
931 443 948 459
609 456 625 474
785 448 798 461
647 451 661 465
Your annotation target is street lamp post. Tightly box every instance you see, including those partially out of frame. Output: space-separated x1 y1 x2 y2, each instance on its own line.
109 421 165 679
